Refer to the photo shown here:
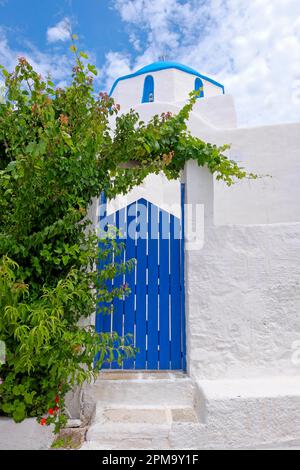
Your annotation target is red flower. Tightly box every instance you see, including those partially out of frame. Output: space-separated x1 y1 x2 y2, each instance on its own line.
59 114 69 126
40 418 47 426
54 395 60 404
48 408 54 415
18 57 28 66
53 406 59 413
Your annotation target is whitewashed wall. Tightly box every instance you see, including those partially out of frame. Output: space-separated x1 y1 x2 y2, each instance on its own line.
186 121 300 225
184 162 300 379
132 97 300 226
182 102 300 379
112 68 222 111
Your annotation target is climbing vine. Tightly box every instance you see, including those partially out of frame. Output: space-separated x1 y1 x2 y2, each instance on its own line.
0 41 256 432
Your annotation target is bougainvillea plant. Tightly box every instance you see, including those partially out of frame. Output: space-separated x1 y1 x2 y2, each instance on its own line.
0 40 256 433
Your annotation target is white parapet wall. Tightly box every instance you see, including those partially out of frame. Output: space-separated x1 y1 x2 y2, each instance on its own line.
184 160 300 380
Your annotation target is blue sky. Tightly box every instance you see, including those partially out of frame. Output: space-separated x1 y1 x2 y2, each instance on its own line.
0 0 300 126
0 0 129 68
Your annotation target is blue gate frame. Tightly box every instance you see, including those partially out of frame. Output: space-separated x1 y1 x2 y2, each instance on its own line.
96 184 186 370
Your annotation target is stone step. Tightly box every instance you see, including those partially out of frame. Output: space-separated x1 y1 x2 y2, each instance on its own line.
95 405 199 425
81 437 172 450
85 404 200 449
81 375 300 450
82 373 195 419
87 421 170 443
81 372 205 450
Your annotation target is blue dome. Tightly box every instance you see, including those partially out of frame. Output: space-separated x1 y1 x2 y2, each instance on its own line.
109 61 224 96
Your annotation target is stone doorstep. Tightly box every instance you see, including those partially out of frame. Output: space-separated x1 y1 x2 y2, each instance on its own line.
85 406 200 448
86 422 171 442
102 407 170 425
99 406 199 425
81 437 172 450
83 376 195 409
97 370 188 381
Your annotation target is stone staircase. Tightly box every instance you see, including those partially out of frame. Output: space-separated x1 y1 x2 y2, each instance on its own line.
81 371 202 450
80 373 300 450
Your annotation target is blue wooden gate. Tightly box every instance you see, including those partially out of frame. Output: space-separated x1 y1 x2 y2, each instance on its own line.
96 186 186 370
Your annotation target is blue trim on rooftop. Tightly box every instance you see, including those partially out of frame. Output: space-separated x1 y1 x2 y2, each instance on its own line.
109 61 225 96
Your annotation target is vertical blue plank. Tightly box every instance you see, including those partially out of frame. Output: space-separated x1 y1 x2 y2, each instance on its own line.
135 199 147 369
159 209 170 369
123 201 136 369
95 193 107 367
101 212 115 333
99 212 115 369
111 208 126 368
96 192 114 369
95 194 107 336
181 184 187 371
147 203 159 369
170 215 181 369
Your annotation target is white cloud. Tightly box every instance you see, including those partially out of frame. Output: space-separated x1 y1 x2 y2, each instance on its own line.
47 17 71 44
101 51 132 92
129 32 142 52
0 27 73 83
108 0 300 126
0 26 102 93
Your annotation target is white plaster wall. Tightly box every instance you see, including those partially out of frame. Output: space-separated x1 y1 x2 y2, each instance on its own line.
112 73 145 110
112 69 177 110
0 418 54 450
216 123 300 225
184 161 300 380
202 80 223 99
185 120 300 225
111 68 222 111
131 99 300 225
171 69 196 102
171 69 222 102
192 94 237 129
107 173 181 218
128 98 300 226
131 95 237 131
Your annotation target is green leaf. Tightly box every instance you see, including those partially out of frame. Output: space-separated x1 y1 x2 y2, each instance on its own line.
79 52 88 60
62 255 70 266
24 392 34 405
143 142 151 153
12 403 26 423
2 403 12 414
13 385 24 396
87 64 98 76
1 68 10 78
70 45 77 53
